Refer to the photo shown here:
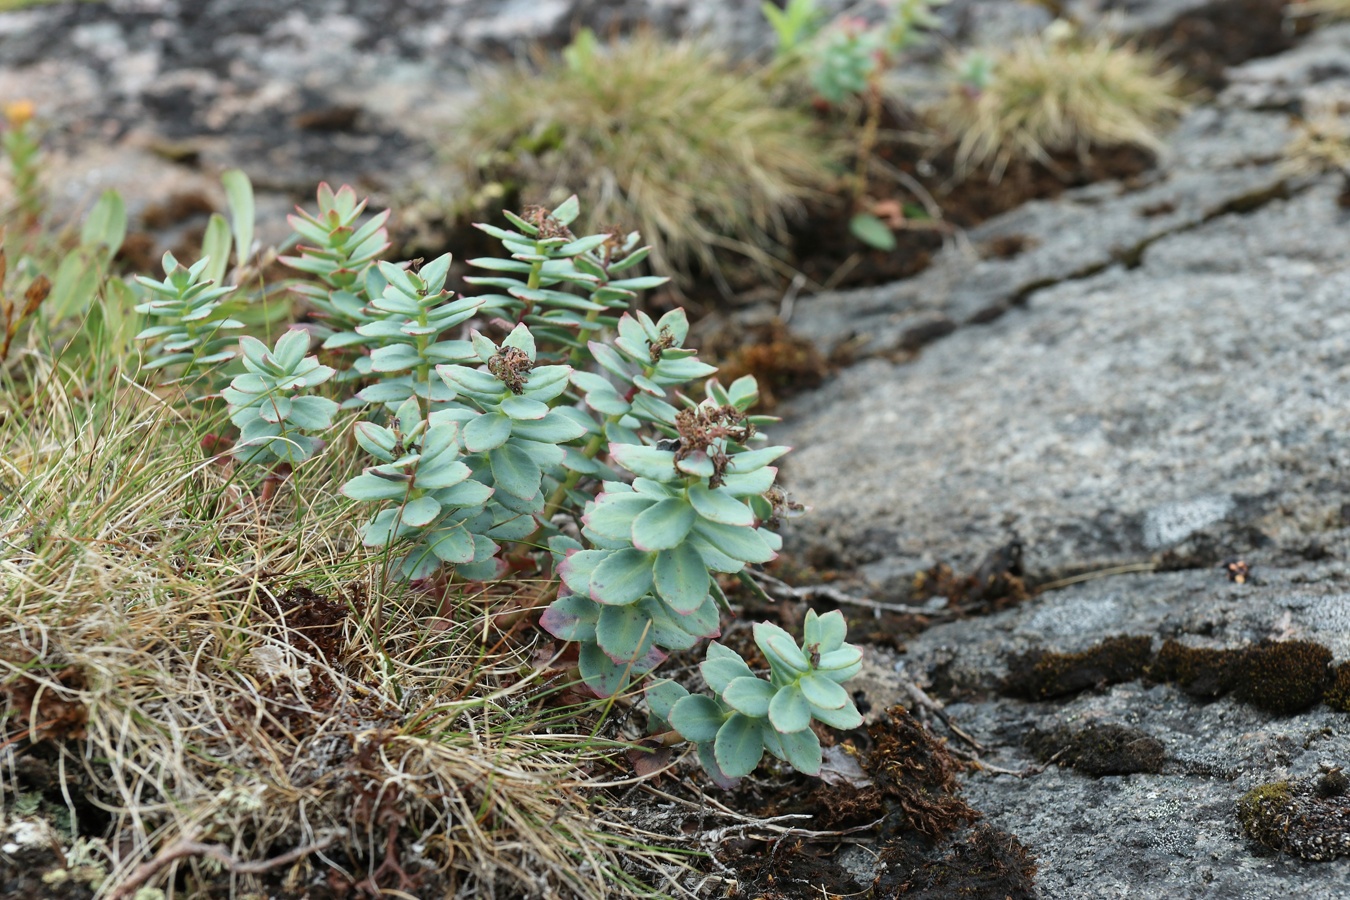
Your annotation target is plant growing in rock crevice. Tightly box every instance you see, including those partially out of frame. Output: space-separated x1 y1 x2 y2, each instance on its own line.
930 21 1188 179
126 182 860 788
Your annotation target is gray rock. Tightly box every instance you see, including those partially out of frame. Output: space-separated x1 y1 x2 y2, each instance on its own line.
779 24 1350 591
881 559 1350 899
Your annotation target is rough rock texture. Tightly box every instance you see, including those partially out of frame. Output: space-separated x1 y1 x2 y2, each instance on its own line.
781 23 1350 592
0 0 846 240
778 19 1350 900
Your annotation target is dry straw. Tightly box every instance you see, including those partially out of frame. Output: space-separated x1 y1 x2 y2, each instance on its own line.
0 373 697 898
931 27 1188 180
454 32 837 285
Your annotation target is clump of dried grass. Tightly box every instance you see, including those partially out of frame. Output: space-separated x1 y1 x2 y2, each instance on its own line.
1289 0 1350 21
0 371 696 898
929 27 1188 180
452 32 838 285
1281 110 1350 175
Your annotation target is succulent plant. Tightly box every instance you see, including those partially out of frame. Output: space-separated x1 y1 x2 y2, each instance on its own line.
134 251 242 374
221 330 338 467
664 610 864 783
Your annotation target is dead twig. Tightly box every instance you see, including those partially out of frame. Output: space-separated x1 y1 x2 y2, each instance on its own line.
107 831 342 900
748 570 950 619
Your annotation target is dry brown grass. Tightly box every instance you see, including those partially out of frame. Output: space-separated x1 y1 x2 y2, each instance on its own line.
1281 111 1350 175
452 32 839 286
929 28 1188 180
0 369 699 898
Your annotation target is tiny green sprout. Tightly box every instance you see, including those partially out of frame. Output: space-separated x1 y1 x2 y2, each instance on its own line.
221 330 338 467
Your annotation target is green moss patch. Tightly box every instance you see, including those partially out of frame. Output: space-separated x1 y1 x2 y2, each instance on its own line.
1238 772 1350 861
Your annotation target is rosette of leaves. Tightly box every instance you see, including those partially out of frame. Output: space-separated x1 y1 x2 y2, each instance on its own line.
433 323 585 522
571 308 717 431
280 183 392 377
342 397 499 581
665 610 863 784
221 330 339 466
465 197 665 355
539 383 786 696
134 251 242 374
347 254 484 411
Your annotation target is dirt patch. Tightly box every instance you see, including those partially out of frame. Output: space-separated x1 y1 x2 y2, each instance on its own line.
1141 0 1304 92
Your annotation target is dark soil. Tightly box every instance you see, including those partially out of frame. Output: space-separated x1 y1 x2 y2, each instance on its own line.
1140 0 1305 92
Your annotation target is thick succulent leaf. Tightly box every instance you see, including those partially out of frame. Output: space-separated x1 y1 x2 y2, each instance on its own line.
558 549 609 595
609 444 678 482
632 602 697 653
701 642 755 693
799 673 849 711
488 444 542 500
342 472 410 502
696 741 740 789
583 493 656 541
285 395 339 430
510 411 587 443
433 478 494 508
692 519 776 564
714 714 766 779
630 498 696 551
670 592 721 639
777 726 823 775
803 609 848 654
399 496 441 528
596 603 657 663
500 395 549 420
768 684 812 734
810 699 863 731
463 412 513 453
412 458 472 491
427 521 476 564
727 445 791 474
400 545 442 581
645 680 689 730
354 423 398 461
756 624 811 676
722 676 777 719
652 543 710 614
669 694 725 743
687 483 754 526
589 548 655 606
578 640 630 698
816 645 864 680
718 467 777 497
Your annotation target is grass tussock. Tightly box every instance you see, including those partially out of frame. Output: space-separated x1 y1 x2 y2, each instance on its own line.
1289 0 1350 21
930 28 1188 180
453 32 838 284
0 366 697 898
1281 111 1350 175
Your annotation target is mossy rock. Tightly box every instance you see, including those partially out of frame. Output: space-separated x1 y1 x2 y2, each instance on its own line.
1238 773 1350 861
1234 640 1332 715
1025 722 1166 776
1002 635 1153 701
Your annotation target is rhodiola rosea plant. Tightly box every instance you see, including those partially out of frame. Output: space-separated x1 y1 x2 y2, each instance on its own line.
136 183 863 785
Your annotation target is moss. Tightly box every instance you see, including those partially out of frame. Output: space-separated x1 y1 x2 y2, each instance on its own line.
1025 722 1166 776
1323 661 1350 712
880 824 1038 899
1234 640 1332 714
1002 635 1153 700
1148 639 1238 699
1238 777 1350 861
